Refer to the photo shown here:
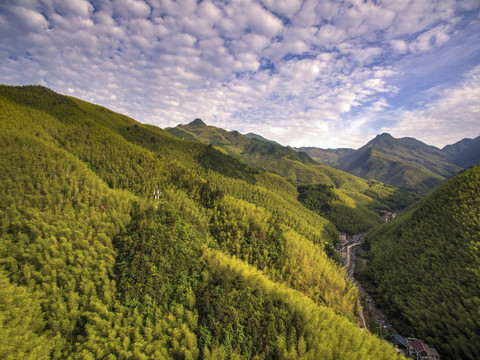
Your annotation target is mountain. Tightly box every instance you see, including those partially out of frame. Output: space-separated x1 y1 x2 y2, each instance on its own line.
244 132 280 144
168 119 317 167
337 133 462 193
296 147 355 167
168 120 420 234
0 85 401 359
362 163 480 360
443 135 480 168
300 133 480 194
442 137 476 157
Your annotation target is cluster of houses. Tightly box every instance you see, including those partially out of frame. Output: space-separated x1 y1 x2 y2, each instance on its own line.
392 335 441 360
335 232 365 266
381 210 396 223
334 232 441 360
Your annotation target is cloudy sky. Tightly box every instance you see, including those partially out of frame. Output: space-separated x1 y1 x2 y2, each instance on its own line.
1 0 479 148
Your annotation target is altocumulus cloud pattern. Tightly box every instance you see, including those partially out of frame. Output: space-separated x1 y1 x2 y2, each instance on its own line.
0 0 479 148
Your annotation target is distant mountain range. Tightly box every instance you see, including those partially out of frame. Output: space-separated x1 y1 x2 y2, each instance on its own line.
298 133 480 194
170 119 479 194
167 119 423 233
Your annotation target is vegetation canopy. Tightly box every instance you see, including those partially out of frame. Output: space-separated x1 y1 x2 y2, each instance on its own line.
0 85 405 359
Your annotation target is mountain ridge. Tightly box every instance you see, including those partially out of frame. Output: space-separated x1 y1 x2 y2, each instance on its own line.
167 119 421 231
362 163 480 360
0 84 403 359
300 132 479 193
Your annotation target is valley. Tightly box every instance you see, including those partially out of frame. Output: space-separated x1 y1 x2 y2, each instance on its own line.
0 84 478 360
339 233 395 337
0 85 403 359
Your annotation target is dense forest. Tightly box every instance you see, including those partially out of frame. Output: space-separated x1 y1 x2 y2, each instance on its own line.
361 164 480 360
0 85 403 358
168 118 420 234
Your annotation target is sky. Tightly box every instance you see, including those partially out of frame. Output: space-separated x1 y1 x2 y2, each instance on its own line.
1 0 479 149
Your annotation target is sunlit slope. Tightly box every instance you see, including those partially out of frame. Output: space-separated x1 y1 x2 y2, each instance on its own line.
364 164 480 360
168 119 420 232
0 84 403 358
296 146 354 167
68 95 417 233
338 133 461 193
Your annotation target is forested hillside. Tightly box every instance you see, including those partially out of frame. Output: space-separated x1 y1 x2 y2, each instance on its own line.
300 133 480 194
336 133 460 194
168 119 419 234
295 147 354 167
362 164 480 360
0 85 402 359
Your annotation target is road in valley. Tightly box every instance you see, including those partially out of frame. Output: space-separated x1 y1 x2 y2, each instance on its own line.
342 233 396 336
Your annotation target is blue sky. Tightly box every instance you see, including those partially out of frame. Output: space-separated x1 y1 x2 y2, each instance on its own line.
1 0 479 149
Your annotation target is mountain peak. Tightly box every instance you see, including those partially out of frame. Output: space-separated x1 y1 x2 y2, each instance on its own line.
189 118 206 126
366 132 395 147
376 133 393 139
245 132 279 145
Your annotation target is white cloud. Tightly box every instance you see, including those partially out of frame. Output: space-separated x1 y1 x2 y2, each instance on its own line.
409 25 453 53
8 5 48 32
231 33 270 56
314 24 346 49
260 0 303 18
336 1 395 37
197 0 222 21
291 0 323 27
247 2 283 37
382 65 480 147
52 0 93 18
0 0 478 150
337 43 382 64
382 0 457 37
390 39 408 54
112 0 152 18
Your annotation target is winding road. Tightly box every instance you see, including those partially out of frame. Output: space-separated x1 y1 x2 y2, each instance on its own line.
342 234 367 329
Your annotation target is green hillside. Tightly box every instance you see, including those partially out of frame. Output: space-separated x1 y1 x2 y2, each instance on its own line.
168 119 316 167
443 135 480 168
295 147 354 167
244 132 280 145
168 120 420 233
337 133 461 194
362 164 480 360
0 85 402 359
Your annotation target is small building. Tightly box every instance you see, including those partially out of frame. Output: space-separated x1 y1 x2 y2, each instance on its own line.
381 211 397 223
406 338 440 360
392 334 407 349
339 232 347 243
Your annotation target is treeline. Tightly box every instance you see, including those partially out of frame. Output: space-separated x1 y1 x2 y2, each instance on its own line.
0 85 402 359
362 164 480 360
